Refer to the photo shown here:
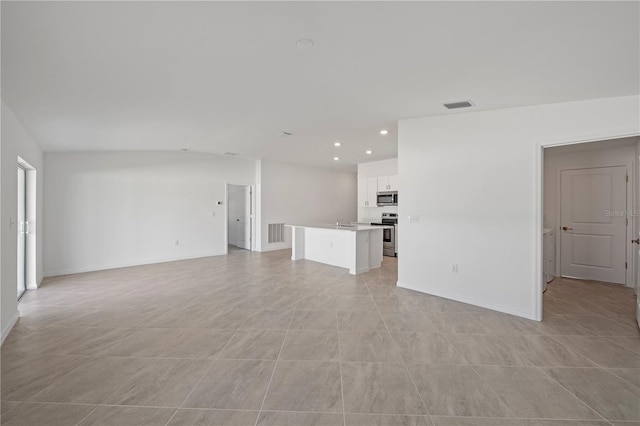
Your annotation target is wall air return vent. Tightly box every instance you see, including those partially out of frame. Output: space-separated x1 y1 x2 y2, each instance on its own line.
443 100 474 109
268 223 286 244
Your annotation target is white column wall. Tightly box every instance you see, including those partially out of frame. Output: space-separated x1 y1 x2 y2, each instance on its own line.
398 95 640 320
1 101 44 342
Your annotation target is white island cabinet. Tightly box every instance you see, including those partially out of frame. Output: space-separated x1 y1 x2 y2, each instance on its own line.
286 224 392 275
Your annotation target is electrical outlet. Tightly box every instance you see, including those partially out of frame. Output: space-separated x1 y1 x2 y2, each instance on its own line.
452 264 459 273
212 211 216 217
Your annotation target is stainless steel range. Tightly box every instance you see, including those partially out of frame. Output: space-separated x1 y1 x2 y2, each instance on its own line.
371 213 397 257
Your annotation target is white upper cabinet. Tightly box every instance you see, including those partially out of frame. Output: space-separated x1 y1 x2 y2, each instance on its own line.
358 177 378 207
377 175 398 192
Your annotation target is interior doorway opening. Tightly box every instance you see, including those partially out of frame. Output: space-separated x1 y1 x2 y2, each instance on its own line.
226 183 254 253
541 136 640 324
17 157 37 299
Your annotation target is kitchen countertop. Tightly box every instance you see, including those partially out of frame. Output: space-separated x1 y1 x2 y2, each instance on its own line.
286 223 393 231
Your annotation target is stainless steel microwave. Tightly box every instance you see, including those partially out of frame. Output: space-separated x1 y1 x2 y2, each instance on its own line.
377 191 398 206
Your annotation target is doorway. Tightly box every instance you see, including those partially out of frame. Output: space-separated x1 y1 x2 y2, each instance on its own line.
542 137 639 320
16 158 37 299
17 165 27 299
227 184 253 252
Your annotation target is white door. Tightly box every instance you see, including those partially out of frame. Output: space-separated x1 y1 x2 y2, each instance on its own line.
560 166 627 284
237 186 251 250
17 166 26 299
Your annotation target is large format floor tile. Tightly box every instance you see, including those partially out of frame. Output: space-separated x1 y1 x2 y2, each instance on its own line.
77 405 176 426
346 413 434 425
258 411 344 426
3 251 638 425
28 356 150 404
182 359 275 410
105 358 212 407
391 332 466 364
1 354 92 401
0 402 96 426
280 330 340 361
407 364 513 418
341 362 427 415
167 409 259 425
543 367 640 421
262 360 343 412
473 366 601 419
218 329 286 360
339 331 403 362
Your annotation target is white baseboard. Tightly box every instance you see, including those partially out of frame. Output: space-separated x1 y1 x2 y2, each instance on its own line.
44 251 226 277
1 311 20 345
397 280 537 321
259 244 292 253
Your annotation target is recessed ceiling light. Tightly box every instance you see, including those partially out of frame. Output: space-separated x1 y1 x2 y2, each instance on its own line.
333 157 339 161
379 130 389 135
334 141 341 147
366 150 373 155
296 39 314 49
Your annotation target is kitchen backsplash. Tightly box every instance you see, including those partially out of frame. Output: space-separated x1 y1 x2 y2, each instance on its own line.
357 206 398 223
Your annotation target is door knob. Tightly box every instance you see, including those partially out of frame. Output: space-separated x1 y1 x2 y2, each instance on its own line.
562 226 573 231
632 239 640 244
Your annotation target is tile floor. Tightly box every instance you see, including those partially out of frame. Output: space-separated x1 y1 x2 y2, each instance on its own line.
1 250 639 426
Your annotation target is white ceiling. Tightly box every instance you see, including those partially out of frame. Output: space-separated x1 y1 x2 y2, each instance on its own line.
2 2 639 172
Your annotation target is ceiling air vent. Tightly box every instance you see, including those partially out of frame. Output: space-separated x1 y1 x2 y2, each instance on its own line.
224 152 238 156
443 100 474 110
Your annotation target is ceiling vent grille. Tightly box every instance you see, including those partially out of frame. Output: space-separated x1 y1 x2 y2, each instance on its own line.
443 100 473 110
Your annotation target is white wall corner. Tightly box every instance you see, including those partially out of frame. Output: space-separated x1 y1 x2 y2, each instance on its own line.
1 311 20 345
397 280 539 321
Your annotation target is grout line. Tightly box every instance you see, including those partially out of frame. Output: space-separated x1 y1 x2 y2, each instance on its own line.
534 366 612 423
253 309 296 426
163 317 250 426
73 404 101 426
368 285 433 422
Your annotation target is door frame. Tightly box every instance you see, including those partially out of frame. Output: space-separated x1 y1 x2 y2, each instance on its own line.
224 182 256 253
555 164 633 286
17 157 37 291
535 132 640 321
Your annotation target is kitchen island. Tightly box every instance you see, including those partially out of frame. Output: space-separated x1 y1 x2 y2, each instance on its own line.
286 224 392 275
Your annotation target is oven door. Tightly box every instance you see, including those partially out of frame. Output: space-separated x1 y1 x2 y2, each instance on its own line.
382 227 394 245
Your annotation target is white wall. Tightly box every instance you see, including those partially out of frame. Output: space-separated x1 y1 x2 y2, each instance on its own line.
357 158 398 223
257 159 357 251
544 139 638 280
44 151 255 276
1 101 44 342
398 95 640 320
